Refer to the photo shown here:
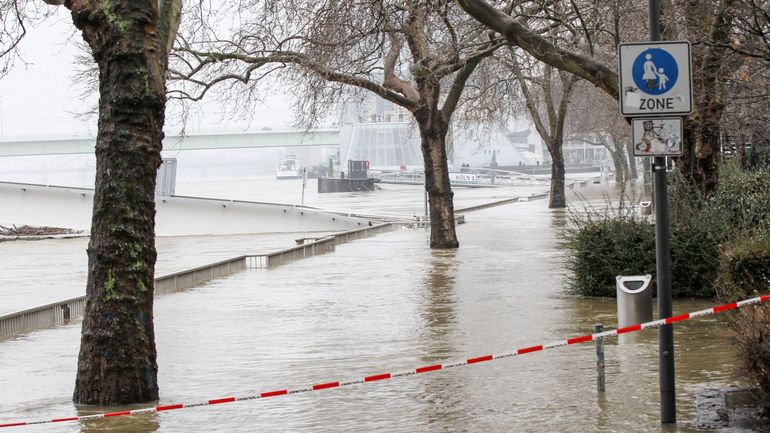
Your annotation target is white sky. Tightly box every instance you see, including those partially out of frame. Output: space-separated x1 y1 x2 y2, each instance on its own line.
0 9 293 140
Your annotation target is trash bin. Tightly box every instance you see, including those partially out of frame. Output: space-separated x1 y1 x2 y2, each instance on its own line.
640 201 652 215
616 275 653 328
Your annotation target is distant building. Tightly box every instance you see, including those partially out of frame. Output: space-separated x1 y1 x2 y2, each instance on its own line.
337 94 547 170
452 122 545 168
559 138 611 166
337 95 422 170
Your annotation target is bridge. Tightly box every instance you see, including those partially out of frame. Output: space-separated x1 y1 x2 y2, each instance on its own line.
0 129 341 157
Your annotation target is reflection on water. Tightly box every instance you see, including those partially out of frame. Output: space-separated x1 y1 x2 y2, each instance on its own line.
78 408 159 433
0 187 751 432
419 250 468 433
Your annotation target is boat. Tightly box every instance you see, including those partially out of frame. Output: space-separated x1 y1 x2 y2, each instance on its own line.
275 155 303 180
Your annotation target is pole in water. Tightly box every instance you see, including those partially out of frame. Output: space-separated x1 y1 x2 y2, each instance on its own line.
423 173 428 225
649 0 676 424
301 168 307 205
596 324 606 393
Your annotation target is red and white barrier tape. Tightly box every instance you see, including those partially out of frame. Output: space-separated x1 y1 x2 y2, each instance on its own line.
2 293 768 429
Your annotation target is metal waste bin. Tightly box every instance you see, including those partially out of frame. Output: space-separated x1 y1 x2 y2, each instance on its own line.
640 201 652 215
616 275 653 328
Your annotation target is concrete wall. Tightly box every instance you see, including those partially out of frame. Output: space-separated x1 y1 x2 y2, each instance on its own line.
0 181 369 235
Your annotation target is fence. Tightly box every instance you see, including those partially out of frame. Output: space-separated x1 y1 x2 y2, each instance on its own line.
0 296 85 340
246 223 399 269
0 223 399 340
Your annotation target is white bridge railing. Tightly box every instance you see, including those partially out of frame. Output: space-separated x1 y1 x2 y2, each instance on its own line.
374 169 550 187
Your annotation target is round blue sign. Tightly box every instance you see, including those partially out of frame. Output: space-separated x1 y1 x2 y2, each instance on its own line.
632 48 678 95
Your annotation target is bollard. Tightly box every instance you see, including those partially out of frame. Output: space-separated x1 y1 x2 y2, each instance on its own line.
596 324 606 393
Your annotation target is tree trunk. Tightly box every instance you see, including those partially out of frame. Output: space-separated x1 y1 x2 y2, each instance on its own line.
547 139 566 208
416 112 459 249
680 107 722 194
610 149 624 184
71 1 166 405
626 142 638 181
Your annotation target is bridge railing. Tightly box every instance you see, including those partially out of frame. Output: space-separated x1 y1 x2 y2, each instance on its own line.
0 223 399 340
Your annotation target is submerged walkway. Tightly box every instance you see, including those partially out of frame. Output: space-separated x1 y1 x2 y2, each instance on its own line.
0 187 739 432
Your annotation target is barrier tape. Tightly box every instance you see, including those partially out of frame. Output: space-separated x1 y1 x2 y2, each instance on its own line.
2 293 768 429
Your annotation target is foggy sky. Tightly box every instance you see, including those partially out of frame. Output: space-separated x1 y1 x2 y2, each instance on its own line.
0 9 293 141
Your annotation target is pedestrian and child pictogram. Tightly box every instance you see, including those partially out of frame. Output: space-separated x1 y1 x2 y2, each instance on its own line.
633 49 678 95
618 41 692 116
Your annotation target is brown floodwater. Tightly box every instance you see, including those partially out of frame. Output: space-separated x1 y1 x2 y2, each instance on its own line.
0 190 748 432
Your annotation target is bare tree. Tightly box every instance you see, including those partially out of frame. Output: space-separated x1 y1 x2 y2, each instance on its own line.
172 0 504 249
458 0 747 193
507 49 576 208
569 81 635 184
2 0 181 405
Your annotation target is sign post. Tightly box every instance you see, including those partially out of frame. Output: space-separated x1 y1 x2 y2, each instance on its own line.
616 0 689 424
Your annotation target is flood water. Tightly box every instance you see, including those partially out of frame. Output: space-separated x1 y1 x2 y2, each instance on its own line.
0 174 750 432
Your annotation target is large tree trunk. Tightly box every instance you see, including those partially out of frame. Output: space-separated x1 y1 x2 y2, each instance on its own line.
71 0 166 405
416 111 459 249
680 106 722 193
547 139 566 208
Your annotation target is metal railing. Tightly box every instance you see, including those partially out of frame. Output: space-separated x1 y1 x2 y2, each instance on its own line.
0 223 399 340
0 296 85 340
154 256 248 296
375 169 550 187
245 223 398 269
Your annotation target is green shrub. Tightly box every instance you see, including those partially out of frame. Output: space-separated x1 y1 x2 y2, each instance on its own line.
670 223 721 298
565 165 769 299
708 167 770 237
717 231 770 417
564 213 655 297
564 213 721 298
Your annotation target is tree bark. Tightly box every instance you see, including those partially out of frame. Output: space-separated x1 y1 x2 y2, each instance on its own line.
415 108 459 249
69 0 166 405
547 139 566 208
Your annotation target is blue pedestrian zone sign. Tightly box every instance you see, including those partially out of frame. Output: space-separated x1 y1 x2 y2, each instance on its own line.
633 49 677 95
619 41 692 116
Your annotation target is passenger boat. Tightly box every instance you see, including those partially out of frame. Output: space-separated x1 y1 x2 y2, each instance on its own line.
275 155 303 180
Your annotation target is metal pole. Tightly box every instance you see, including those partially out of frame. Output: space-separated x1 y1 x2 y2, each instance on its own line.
596 324 606 393
649 0 676 424
301 168 307 205
423 174 428 226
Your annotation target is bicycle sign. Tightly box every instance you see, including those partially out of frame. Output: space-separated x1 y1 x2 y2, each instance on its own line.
632 117 683 157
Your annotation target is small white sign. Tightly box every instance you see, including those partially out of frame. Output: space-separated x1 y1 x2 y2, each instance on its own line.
632 117 683 157
619 41 692 116
449 173 478 183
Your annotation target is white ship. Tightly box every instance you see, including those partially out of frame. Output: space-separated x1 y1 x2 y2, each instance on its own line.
275 155 303 180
